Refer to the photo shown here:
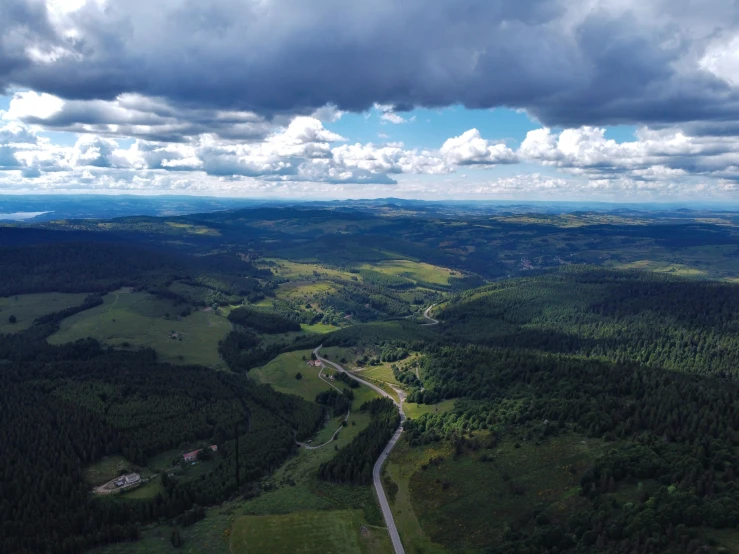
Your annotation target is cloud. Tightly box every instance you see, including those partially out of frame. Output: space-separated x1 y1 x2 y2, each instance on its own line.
518 125 739 181
441 129 518 165
4 0 739 129
8 89 739 199
5 90 280 142
331 142 449 175
310 104 344 123
0 112 450 185
375 105 408 125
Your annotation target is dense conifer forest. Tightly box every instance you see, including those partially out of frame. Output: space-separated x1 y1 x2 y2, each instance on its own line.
10 206 739 553
386 269 739 552
227 305 301 333
0 294 322 553
318 398 400 485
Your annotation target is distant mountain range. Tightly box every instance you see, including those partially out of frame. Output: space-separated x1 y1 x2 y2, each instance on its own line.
3 194 739 222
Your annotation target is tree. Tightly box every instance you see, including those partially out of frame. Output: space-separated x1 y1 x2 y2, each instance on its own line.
295 372 303 380
170 528 182 548
8 315 16 324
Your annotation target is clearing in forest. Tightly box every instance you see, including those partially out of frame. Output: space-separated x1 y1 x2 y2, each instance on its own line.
393 432 613 549
47 291 231 366
0 292 89 333
229 509 390 554
250 350 336 402
358 259 455 286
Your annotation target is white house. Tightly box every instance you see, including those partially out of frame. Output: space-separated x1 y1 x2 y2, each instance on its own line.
124 473 140 485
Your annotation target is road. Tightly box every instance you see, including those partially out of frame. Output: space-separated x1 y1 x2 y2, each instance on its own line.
422 304 439 325
296 408 351 450
313 346 406 554
317 362 342 393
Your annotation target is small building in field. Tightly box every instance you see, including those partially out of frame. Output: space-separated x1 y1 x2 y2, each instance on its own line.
183 445 218 462
124 473 140 485
183 449 200 462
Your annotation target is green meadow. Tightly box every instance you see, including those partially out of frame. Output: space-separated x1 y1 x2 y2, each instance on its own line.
388 432 613 551
359 259 455 286
48 290 232 366
84 455 138 487
0 292 89 333
403 399 456 420
250 349 335 402
121 478 165 500
229 510 391 554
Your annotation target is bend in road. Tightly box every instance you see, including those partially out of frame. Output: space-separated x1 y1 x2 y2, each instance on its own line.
313 346 406 554
422 304 439 325
296 409 351 450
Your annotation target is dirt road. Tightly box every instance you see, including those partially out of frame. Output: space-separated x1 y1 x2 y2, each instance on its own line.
296 409 351 450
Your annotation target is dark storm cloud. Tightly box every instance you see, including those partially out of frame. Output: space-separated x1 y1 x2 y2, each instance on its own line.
3 0 739 127
0 0 56 77
14 93 279 142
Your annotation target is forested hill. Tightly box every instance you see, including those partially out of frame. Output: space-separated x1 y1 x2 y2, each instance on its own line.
0 302 322 553
0 240 184 296
437 267 739 378
369 269 739 552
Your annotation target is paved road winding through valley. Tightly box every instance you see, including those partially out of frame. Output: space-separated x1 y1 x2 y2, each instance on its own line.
422 304 439 325
313 346 407 554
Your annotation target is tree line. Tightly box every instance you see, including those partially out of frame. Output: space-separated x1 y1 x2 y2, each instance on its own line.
318 398 400 485
394 268 739 552
0 295 322 553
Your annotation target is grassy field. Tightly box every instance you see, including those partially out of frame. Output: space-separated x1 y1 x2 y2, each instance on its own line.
230 510 391 554
93 502 236 554
383 439 450 554
240 364 384 523
121 477 165 500
93 345 390 554
168 281 213 305
48 290 231 366
250 350 335 402
319 346 357 365
148 446 222 482
606 259 707 276
395 432 612 550
256 322 336 348
355 364 401 386
312 413 350 445
262 259 356 281
165 221 220 236
704 528 739 552
301 322 339 334
359 260 455 286
348 371 401 404
276 281 338 302
0 292 89 333
403 399 456 420
84 455 138 486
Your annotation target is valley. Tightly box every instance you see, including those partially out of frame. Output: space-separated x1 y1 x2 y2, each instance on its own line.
5 202 739 553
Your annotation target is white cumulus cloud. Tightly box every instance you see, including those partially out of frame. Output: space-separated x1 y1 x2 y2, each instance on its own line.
441 129 518 165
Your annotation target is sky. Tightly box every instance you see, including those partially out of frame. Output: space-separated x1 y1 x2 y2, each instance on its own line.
4 1 739 201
